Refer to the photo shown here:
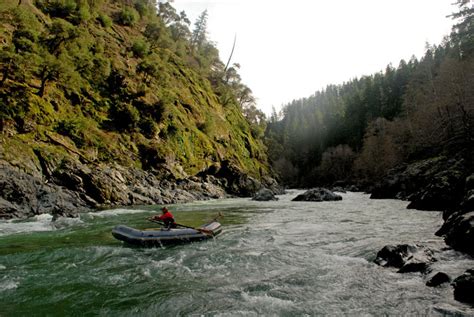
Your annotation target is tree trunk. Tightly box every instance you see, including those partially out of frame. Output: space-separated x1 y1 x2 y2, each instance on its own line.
38 77 47 97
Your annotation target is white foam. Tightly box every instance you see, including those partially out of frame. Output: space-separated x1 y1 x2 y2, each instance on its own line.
86 208 149 218
0 264 6 270
51 217 84 229
0 280 19 292
0 214 54 236
0 213 86 237
241 292 294 308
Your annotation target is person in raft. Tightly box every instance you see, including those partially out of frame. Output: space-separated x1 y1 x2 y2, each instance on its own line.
152 207 177 230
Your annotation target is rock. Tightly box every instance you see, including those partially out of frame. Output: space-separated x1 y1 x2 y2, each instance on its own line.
0 163 93 219
435 211 474 256
347 185 360 192
374 244 435 274
398 262 430 274
370 169 406 199
0 197 22 219
252 188 278 201
370 157 467 211
452 269 474 304
1 155 282 219
426 272 450 287
461 190 474 211
261 176 285 195
331 186 346 193
374 244 414 268
292 188 342 202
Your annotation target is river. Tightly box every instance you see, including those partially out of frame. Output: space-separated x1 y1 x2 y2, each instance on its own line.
1 191 473 316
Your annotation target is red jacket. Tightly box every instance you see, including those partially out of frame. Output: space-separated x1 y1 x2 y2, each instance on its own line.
157 211 176 228
158 211 175 222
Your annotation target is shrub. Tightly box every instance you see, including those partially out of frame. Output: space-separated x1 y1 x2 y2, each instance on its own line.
109 102 140 132
117 7 139 26
36 0 77 18
131 38 149 58
139 117 158 139
55 119 86 148
98 13 112 28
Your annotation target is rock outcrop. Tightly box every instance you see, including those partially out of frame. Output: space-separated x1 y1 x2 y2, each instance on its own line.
435 211 474 256
1 158 281 219
292 188 342 202
373 244 435 274
433 172 474 256
370 156 468 211
452 269 474 304
426 272 451 287
252 188 278 201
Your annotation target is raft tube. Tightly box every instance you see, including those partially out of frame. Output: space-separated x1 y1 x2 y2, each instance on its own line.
112 222 222 247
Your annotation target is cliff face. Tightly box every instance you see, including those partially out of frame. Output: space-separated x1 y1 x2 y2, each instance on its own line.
0 0 278 218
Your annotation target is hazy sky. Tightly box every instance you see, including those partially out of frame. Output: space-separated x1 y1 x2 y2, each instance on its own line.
172 0 456 115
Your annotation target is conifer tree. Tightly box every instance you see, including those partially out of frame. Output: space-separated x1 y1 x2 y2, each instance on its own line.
191 9 208 49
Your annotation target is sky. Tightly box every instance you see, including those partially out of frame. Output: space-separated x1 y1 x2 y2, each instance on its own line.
172 0 456 115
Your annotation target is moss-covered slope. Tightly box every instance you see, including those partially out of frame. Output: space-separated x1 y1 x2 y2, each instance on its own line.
0 0 270 181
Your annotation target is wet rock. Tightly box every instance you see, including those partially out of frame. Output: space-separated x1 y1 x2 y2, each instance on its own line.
374 244 435 274
252 188 278 201
452 269 474 304
398 262 430 274
426 272 450 287
435 211 474 256
292 188 342 202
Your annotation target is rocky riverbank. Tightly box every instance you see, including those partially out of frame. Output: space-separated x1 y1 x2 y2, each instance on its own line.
0 159 282 220
369 155 473 255
369 154 473 304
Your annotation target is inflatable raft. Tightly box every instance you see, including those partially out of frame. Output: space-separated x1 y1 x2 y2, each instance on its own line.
112 222 222 247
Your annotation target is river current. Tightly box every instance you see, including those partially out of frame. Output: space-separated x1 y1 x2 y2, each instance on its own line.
1 191 473 316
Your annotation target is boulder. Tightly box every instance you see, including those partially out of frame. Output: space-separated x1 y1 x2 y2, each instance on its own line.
292 188 342 202
435 211 474 256
373 244 435 274
252 188 278 201
452 269 474 304
426 272 451 287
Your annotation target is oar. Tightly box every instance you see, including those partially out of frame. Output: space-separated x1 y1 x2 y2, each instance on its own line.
208 212 224 223
147 218 213 235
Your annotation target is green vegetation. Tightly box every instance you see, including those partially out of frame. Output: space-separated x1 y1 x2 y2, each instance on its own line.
0 0 269 179
266 0 473 186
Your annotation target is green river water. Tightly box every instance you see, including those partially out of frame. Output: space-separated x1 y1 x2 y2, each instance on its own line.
1 191 473 316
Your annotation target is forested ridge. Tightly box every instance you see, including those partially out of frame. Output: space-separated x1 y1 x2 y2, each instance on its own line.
266 0 473 189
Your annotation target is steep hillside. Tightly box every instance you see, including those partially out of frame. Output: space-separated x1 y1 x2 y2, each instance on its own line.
0 0 278 218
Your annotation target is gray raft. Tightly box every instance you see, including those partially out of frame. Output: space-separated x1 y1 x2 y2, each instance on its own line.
112 222 222 247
